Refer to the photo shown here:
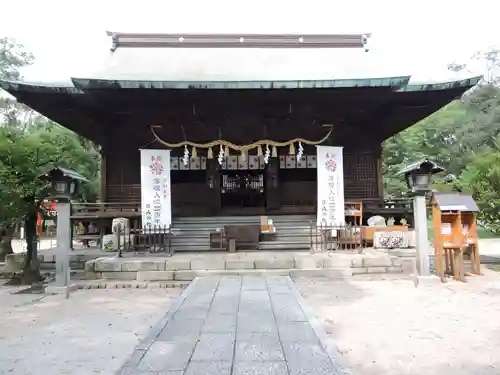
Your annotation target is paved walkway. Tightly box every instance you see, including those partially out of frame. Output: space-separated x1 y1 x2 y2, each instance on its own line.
118 276 348 375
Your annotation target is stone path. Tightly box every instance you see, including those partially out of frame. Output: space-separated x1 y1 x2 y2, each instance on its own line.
119 276 348 375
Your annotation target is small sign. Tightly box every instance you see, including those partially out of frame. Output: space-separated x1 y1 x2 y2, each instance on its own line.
441 223 452 235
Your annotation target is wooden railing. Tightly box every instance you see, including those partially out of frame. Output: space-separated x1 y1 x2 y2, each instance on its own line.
362 198 413 213
71 202 140 218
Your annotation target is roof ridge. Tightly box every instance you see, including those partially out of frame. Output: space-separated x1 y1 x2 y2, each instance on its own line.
106 32 371 52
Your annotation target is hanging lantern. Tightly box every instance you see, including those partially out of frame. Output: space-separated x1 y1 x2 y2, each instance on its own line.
272 146 277 158
191 146 197 159
207 147 213 159
257 145 263 157
289 143 295 155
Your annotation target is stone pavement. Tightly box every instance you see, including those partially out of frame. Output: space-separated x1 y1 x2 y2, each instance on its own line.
118 276 349 375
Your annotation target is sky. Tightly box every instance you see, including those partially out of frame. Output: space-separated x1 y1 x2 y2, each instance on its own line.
1 0 498 83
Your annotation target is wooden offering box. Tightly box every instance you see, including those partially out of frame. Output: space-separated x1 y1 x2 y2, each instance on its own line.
432 193 481 282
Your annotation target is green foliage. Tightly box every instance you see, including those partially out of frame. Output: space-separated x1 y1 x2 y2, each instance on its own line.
0 37 33 80
0 36 101 276
383 48 500 232
459 138 500 232
0 37 35 128
0 121 100 222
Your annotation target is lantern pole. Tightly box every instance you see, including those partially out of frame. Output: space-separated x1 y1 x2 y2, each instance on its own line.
55 200 71 295
42 167 88 298
413 190 430 275
398 159 444 277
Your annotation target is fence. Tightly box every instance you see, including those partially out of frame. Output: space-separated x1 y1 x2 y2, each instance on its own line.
113 224 173 256
309 222 363 252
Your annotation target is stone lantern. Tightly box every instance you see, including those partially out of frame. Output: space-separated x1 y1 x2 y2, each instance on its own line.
397 159 444 276
398 159 444 193
41 167 88 201
41 167 88 297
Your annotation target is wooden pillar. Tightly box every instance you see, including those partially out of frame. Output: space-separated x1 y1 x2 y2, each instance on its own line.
376 156 384 198
206 158 221 214
265 158 280 210
100 151 107 202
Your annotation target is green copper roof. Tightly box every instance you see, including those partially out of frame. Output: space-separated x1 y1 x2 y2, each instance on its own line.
70 76 411 90
398 76 482 92
0 75 482 95
0 80 82 94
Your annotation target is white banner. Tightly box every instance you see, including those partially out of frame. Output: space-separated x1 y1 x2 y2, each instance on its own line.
316 146 345 226
140 149 172 227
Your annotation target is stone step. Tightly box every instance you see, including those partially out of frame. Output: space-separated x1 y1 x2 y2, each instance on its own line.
135 268 353 281
84 252 403 281
259 244 310 251
172 216 315 227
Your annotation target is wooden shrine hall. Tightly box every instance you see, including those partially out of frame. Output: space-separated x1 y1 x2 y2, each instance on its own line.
0 32 481 226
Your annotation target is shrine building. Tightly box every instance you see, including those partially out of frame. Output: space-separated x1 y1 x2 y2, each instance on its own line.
0 32 480 224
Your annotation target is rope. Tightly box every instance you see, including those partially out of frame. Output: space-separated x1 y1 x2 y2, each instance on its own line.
150 126 333 151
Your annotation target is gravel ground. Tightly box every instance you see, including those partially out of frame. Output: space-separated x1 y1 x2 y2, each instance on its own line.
0 287 182 375
295 270 500 375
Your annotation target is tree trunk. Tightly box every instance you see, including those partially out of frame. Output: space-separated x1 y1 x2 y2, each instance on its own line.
22 209 41 284
0 226 14 261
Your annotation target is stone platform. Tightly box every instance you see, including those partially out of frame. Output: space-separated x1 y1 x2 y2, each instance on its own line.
84 250 403 281
118 276 349 375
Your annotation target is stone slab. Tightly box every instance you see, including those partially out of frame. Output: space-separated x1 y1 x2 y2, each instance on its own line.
99 271 137 280
94 258 122 272
136 271 175 281
122 276 349 374
254 257 295 269
173 269 290 281
363 255 392 267
122 259 166 272
225 259 255 269
351 267 367 275
190 258 225 270
165 259 191 271
289 268 352 279
366 267 388 274
323 255 353 268
294 256 323 269
233 361 288 375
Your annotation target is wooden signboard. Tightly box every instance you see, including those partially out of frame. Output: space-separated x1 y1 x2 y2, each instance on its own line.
432 193 480 282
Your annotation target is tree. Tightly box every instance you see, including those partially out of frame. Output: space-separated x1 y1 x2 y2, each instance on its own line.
0 37 34 128
383 47 500 198
0 37 35 261
460 137 500 232
0 121 100 281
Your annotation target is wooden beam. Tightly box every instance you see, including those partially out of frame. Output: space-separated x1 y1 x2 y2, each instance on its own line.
107 32 370 50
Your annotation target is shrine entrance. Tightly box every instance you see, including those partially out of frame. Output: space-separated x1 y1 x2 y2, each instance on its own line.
221 170 266 210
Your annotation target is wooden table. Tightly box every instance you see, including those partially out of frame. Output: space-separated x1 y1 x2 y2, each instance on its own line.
224 224 260 252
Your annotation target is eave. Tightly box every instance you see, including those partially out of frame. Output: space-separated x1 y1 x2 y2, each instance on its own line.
70 76 411 91
0 75 483 146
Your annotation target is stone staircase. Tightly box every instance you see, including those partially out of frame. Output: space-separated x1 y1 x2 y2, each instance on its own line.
170 215 315 252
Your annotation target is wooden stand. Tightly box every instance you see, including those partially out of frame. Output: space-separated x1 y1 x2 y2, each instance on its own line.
432 193 481 282
341 201 363 249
